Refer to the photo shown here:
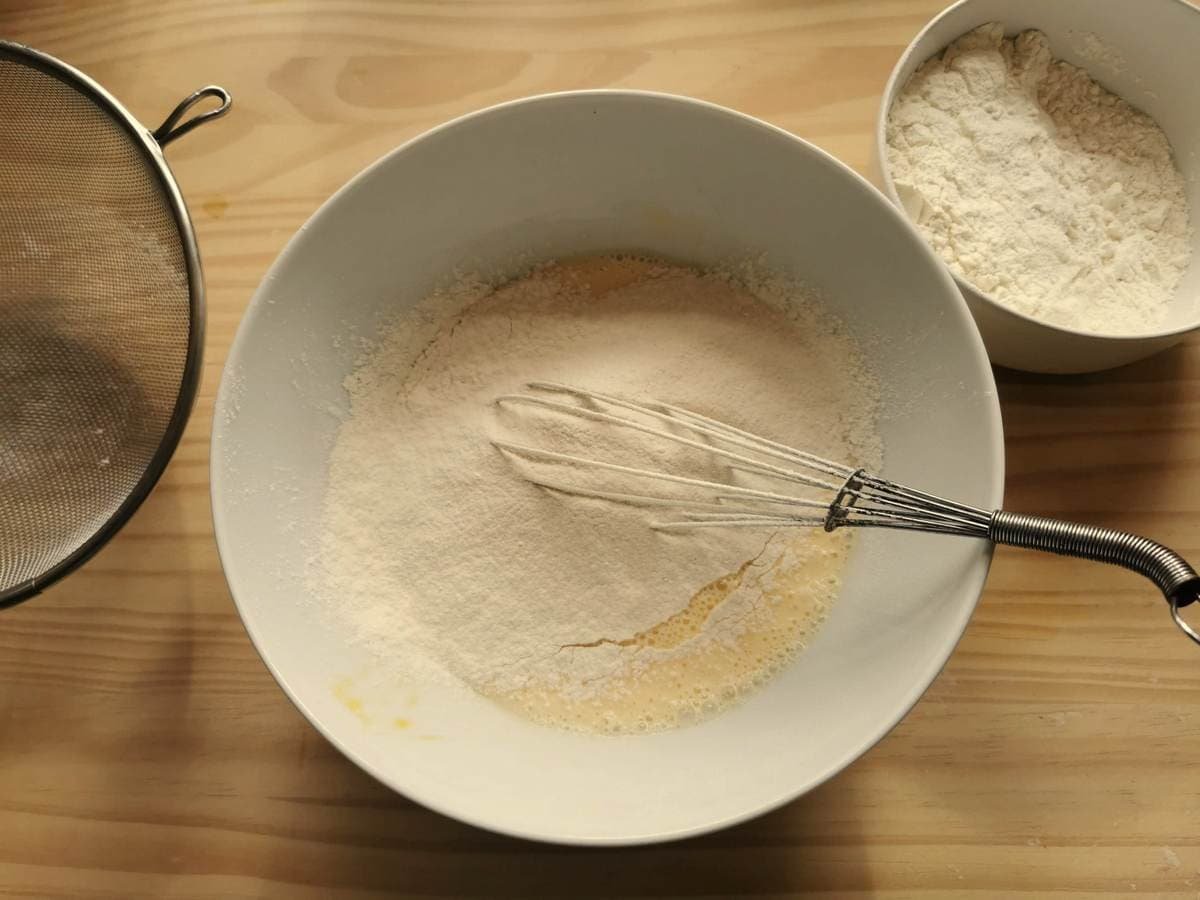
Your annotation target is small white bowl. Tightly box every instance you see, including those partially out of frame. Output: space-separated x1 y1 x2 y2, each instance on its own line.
213 91 1003 844
875 0 1200 373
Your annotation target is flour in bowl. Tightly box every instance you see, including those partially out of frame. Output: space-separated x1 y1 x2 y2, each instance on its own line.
309 256 881 733
887 24 1193 335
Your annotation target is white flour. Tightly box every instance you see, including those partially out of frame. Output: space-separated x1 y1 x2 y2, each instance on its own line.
887 24 1193 335
309 257 880 732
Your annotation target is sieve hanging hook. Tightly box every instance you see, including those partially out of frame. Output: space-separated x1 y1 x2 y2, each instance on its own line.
152 85 231 147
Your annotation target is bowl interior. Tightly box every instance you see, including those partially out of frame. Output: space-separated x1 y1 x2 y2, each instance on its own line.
877 0 1200 335
212 92 1003 844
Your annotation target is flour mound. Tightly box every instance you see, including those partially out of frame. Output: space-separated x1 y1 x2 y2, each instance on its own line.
887 24 1193 335
309 257 880 733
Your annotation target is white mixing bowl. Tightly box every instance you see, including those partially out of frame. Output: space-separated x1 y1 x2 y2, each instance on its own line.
212 91 1003 845
874 0 1200 374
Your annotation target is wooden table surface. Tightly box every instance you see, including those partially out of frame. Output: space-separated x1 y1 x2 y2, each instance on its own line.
3 1 1200 897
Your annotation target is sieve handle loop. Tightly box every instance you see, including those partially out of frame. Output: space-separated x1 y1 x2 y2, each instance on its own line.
152 85 231 148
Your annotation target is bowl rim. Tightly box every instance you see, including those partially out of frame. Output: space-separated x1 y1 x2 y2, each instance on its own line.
212 88 1006 845
874 0 1200 344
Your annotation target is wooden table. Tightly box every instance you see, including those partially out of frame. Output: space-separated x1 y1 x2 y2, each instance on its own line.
3 2 1198 896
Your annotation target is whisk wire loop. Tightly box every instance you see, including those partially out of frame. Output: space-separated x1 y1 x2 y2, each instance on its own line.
494 382 1200 648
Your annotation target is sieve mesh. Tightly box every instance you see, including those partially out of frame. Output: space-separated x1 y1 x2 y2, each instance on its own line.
0 45 209 603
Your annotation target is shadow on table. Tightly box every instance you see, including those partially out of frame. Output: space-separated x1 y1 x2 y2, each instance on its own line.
292 753 877 898
993 341 1195 518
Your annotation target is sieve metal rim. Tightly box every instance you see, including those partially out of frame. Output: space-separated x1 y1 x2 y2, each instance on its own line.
0 40 230 609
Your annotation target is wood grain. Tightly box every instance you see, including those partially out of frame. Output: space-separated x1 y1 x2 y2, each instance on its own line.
2 1 1199 896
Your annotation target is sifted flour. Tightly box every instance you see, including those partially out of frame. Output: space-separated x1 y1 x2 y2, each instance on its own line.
887 24 1193 335
309 256 881 733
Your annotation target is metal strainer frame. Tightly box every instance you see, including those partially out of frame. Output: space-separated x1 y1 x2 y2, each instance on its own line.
0 40 230 608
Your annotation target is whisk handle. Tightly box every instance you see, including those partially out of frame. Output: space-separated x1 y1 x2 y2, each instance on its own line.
989 510 1200 644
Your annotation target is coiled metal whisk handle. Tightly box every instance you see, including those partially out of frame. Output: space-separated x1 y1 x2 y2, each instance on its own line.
989 511 1200 645
492 385 1200 649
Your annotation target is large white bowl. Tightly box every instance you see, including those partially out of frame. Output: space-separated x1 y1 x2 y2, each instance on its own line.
212 91 1004 845
875 0 1200 374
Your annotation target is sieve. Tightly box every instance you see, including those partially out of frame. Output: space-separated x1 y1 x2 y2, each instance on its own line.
0 40 230 608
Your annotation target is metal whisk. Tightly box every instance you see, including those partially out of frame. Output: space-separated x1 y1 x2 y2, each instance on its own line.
494 382 1200 647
